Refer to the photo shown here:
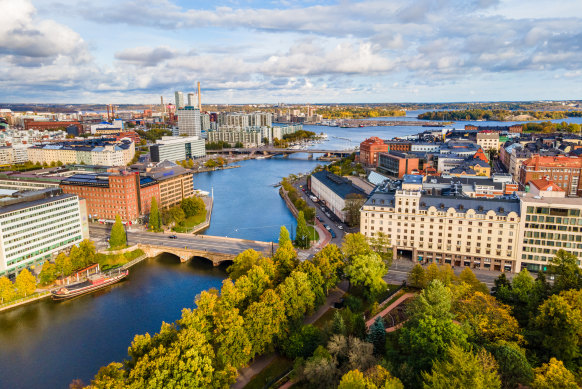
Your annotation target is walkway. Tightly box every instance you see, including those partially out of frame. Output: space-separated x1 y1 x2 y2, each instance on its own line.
232 280 349 389
365 292 415 330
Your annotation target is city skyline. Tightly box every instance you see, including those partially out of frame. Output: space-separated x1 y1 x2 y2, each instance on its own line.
2 0 582 103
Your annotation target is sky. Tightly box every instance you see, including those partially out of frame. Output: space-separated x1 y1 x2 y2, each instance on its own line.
1 0 581 104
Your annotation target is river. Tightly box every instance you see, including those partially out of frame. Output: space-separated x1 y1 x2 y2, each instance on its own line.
2 112 581 388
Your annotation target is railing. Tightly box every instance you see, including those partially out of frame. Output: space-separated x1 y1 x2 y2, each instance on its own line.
0 291 51 312
121 254 148 270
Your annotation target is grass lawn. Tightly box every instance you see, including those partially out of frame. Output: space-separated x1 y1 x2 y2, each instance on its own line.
173 211 206 232
243 355 293 389
96 249 145 270
307 226 319 241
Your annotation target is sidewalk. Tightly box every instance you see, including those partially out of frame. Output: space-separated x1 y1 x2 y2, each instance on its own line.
232 280 349 389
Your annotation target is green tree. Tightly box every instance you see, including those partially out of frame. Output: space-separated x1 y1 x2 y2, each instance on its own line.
342 233 373 260
332 311 347 335
548 249 582 293
228 249 269 279
212 303 252 369
277 271 316 323
368 231 393 266
408 264 427 289
344 252 387 300
14 268 37 298
312 244 345 293
0 276 15 303
365 365 404 389
149 197 161 231
39 262 57 285
490 342 533 389
244 289 287 357
69 240 96 270
295 211 311 248
109 215 127 249
533 289 582 365
491 273 512 302
422 343 501 389
343 194 366 227
458 267 489 294
273 239 298 281
531 358 579 389
169 205 186 226
278 225 291 247
367 317 386 356
282 324 324 359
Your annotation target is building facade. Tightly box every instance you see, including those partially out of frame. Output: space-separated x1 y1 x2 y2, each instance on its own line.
0 190 88 276
359 137 389 166
142 162 194 209
518 155 582 196
309 171 366 223
476 132 500 151
378 152 421 178
150 136 206 163
177 106 201 137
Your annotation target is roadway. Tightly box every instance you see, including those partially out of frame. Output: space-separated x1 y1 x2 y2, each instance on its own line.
89 225 275 256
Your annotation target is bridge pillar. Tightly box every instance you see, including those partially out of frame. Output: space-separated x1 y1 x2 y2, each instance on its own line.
308 153 313 160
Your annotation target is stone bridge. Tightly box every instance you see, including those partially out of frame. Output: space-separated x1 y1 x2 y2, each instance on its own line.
137 243 241 266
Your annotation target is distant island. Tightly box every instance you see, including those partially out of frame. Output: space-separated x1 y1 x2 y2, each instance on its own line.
418 109 582 122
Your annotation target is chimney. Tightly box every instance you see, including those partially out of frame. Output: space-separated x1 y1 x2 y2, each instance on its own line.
107 105 110 122
197 82 201 110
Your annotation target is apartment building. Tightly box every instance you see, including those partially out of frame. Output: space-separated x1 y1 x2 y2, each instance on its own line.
27 139 135 167
309 171 366 223
476 132 500 151
177 106 201 137
0 189 88 276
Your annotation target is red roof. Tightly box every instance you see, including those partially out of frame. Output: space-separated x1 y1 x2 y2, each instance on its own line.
523 155 582 169
529 178 564 192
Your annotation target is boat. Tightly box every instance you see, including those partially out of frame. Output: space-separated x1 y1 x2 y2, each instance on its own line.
51 269 129 300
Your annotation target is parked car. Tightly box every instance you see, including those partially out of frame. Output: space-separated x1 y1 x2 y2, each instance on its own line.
169 235 178 239
324 224 331 231
330 230 336 238
337 225 344 230
316 215 323 222
325 212 331 218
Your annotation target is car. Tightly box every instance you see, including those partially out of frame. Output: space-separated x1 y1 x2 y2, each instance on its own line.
337 225 344 230
316 215 323 222
330 230 336 238
302 188 306 192
169 235 178 239
325 212 331 218
324 224 331 230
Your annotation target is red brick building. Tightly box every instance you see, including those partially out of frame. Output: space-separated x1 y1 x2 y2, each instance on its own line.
114 131 141 144
518 155 582 196
24 119 83 133
359 137 389 166
385 140 412 152
60 170 143 224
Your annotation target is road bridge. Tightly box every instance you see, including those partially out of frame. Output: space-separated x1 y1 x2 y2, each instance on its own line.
206 147 356 158
89 225 275 266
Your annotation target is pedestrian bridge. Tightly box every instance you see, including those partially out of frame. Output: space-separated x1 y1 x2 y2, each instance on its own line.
137 242 272 266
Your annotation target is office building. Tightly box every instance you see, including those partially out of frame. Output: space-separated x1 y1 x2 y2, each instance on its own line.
187 93 195 107
175 91 185 109
207 128 263 147
359 137 389 166
476 132 500 151
150 136 206 163
378 151 421 178
178 106 201 137
0 189 88 276
141 161 194 209
309 171 367 223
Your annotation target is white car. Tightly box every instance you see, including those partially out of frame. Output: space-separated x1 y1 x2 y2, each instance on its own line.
338 225 344 230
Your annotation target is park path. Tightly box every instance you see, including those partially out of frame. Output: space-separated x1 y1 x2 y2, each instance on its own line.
365 293 416 329
232 280 349 389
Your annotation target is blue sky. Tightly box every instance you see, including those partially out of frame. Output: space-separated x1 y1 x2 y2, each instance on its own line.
1 0 581 104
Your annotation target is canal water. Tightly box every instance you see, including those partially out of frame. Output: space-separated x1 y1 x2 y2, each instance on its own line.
2 112 582 388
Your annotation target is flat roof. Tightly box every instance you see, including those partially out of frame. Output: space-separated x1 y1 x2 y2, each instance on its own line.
0 193 77 215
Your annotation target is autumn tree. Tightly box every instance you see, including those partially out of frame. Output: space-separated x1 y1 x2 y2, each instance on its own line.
227 249 271 280
408 264 426 289
368 231 393 266
342 233 373 260
295 211 311 248
39 262 57 285
343 194 366 227
0 276 14 303
458 267 489 294
312 244 345 293
531 358 579 389
54 252 72 278
14 268 37 298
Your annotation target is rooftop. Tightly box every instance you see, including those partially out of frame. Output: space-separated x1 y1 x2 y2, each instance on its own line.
312 170 366 199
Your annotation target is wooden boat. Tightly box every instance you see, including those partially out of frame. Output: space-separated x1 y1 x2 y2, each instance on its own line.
51 269 128 300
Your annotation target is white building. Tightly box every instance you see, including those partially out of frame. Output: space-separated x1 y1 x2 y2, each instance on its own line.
178 106 201 137
310 171 367 223
0 190 89 276
175 91 185 109
150 136 206 163
187 93 196 107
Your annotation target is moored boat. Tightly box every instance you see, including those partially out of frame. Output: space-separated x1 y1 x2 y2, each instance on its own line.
51 269 129 300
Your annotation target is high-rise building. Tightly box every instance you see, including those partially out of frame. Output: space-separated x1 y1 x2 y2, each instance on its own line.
177 106 201 137
187 93 195 107
150 136 206 163
175 91 185 109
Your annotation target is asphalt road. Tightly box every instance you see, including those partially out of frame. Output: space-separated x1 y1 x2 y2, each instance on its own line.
89 225 274 255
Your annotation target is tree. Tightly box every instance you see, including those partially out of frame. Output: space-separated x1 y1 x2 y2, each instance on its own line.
344 252 387 300
491 342 533 389
228 249 268 279
342 233 373 260
332 311 347 335
312 244 345 293
212 304 252 369
277 271 316 323
39 262 57 285
295 211 311 248
14 268 37 298
54 252 72 277
458 267 489 294
0 276 14 303
410 280 453 320
367 317 386 355
408 264 426 289
149 197 161 231
422 343 501 389
327 335 376 373
368 231 393 267
244 289 287 357
169 205 186 226
278 226 291 247
425 263 440 285
70 240 96 270
282 324 324 359
338 369 366 389
491 273 512 302
533 289 582 365
343 194 366 227
454 292 523 345
109 215 127 249
273 239 298 281
531 358 579 389
547 249 582 293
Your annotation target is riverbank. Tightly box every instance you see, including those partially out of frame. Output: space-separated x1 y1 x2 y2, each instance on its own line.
0 291 51 313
